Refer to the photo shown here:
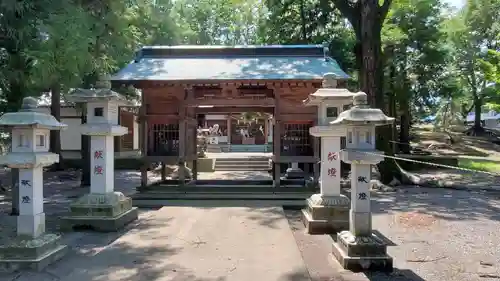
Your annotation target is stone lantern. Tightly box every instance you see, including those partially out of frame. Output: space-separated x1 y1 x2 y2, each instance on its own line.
330 92 395 272
0 97 67 271
301 73 356 234
61 79 138 231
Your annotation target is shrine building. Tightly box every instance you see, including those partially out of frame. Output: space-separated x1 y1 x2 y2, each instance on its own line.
110 45 349 186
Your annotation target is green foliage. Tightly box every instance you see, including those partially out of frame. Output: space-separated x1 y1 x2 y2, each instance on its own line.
27 0 94 92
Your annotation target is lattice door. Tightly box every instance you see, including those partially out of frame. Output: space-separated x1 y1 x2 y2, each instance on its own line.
148 123 179 156
281 122 313 156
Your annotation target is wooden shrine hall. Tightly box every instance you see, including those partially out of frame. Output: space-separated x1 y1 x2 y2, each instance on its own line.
110 45 349 187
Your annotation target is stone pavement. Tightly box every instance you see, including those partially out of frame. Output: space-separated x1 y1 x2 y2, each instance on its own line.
197 171 272 180
0 207 310 281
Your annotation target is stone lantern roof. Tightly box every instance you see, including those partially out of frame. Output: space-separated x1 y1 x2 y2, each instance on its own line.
67 77 131 105
330 92 395 126
303 73 357 106
0 97 67 130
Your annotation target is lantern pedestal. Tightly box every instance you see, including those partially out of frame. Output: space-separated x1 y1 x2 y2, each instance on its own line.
284 162 306 179
61 90 138 232
302 131 349 234
302 76 356 235
61 125 138 232
331 231 393 272
0 233 67 272
0 97 68 272
331 150 392 272
301 194 349 235
329 92 395 272
61 192 138 232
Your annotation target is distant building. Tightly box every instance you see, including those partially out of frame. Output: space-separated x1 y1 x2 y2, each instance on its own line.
35 97 140 159
466 111 500 128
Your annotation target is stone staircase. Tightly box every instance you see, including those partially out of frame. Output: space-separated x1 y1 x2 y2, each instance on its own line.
214 157 271 171
206 144 224 153
225 144 272 152
206 144 272 153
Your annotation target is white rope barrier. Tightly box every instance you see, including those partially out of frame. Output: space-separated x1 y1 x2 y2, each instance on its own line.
354 150 500 177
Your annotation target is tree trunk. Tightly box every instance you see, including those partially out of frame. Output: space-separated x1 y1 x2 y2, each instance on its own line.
299 0 307 42
399 101 411 154
7 80 24 215
388 54 398 153
10 168 19 216
359 0 398 184
473 93 483 133
50 84 64 170
81 111 91 187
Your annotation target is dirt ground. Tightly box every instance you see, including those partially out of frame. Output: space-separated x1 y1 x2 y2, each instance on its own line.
410 125 500 159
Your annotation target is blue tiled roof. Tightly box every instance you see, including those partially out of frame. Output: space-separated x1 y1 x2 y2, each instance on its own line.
111 45 349 81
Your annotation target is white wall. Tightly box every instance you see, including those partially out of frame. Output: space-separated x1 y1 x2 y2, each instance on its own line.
35 107 81 151
133 116 139 150
205 114 227 120
60 118 82 150
35 106 139 151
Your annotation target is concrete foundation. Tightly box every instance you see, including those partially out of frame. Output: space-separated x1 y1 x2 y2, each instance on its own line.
0 233 68 273
301 194 349 234
61 192 138 232
331 230 393 272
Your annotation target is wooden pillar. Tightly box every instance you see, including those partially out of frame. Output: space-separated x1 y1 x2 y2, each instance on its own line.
179 101 186 184
273 94 281 188
264 118 268 145
193 124 198 180
312 109 320 182
227 113 232 145
161 162 166 181
139 107 148 188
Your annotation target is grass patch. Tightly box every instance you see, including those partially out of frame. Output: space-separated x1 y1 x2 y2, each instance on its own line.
459 159 500 173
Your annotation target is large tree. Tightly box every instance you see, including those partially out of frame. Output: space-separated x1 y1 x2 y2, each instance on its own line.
330 0 395 183
447 0 500 133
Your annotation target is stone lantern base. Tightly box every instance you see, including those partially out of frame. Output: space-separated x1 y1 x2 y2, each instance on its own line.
301 193 350 234
331 231 393 272
0 233 67 272
61 192 138 232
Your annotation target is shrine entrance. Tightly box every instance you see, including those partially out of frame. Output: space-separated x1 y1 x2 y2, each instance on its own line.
195 106 274 152
110 44 350 202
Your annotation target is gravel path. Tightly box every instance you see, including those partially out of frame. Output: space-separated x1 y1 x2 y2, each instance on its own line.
286 186 500 281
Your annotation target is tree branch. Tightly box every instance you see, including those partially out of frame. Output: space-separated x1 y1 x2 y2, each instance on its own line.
331 0 357 28
379 0 392 22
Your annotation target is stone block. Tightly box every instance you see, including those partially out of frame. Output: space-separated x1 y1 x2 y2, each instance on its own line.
17 213 45 238
284 168 306 179
0 233 67 273
61 207 138 232
331 230 393 272
68 192 133 217
301 196 350 234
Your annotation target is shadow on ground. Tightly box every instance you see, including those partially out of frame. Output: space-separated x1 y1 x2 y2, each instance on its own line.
284 210 427 281
370 187 500 222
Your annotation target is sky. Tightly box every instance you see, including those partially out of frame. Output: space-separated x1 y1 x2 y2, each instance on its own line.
445 0 465 8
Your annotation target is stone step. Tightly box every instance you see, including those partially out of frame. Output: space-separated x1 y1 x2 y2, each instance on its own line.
132 199 307 208
214 167 270 171
214 162 269 166
214 158 270 162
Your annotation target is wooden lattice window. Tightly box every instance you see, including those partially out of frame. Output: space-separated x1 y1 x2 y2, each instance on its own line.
148 123 179 156
281 122 313 156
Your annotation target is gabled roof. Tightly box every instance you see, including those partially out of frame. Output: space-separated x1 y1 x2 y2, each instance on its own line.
111 45 350 82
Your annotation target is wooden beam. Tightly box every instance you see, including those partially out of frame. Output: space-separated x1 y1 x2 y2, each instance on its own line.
272 156 318 163
186 97 275 107
195 107 274 114
280 114 315 122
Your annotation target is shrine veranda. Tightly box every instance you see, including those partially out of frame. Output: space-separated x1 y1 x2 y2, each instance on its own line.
110 44 352 189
